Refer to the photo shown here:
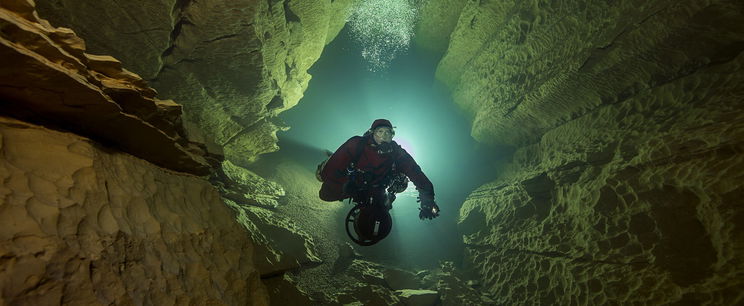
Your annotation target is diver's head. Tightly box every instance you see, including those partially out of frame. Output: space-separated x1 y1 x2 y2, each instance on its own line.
369 119 394 145
373 126 394 144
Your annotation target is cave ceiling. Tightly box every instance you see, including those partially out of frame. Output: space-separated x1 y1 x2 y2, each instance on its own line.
35 0 356 167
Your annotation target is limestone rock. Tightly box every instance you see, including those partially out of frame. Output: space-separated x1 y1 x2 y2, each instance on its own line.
347 259 388 288
394 289 439 306
225 199 321 277
332 242 361 274
36 0 354 165
326 0 357 45
335 283 402 306
414 0 465 55
433 261 490 306
0 116 267 305
263 274 317 306
383 268 423 290
437 0 744 147
443 0 744 304
416 270 437 289
0 2 215 175
215 160 285 209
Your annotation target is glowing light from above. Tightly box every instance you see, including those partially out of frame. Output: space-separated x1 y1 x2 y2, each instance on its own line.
394 137 416 159
348 0 418 72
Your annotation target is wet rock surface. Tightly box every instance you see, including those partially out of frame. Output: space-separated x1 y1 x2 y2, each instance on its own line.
4 0 743 304
0 116 268 305
214 160 285 209
225 198 321 277
0 1 215 175
430 0 744 304
252 160 496 305
35 0 357 166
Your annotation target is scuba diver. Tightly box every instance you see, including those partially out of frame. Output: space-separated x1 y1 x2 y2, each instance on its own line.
317 119 440 245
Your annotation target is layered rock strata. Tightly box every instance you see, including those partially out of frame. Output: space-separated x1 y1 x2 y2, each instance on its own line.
36 0 357 166
1 2 272 304
433 0 744 304
0 0 215 175
0 116 268 305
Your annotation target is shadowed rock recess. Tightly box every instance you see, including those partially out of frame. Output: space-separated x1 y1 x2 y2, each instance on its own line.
1 0 743 305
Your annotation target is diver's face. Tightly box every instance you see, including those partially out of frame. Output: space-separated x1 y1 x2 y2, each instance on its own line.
373 127 394 144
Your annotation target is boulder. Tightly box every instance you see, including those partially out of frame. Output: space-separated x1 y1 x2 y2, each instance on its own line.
383 268 423 290
224 199 321 277
395 289 439 306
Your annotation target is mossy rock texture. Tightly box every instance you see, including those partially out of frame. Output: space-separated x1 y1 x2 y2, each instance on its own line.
436 0 744 304
36 0 357 166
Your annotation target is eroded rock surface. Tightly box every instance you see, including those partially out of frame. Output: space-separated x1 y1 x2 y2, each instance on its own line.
414 0 465 55
0 116 268 305
225 199 321 277
435 0 744 304
0 1 214 175
36 0 357 166
215 160 285 209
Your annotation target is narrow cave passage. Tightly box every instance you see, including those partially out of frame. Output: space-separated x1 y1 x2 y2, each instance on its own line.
252 24 511 269
4 0 743 304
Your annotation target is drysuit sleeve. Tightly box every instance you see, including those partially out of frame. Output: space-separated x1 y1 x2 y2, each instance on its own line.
397 148 434 197
320 137 361 183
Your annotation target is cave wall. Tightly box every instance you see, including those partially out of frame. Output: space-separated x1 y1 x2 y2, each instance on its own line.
0 116 268 305
35 0 356 166
0 1 276 304
427 0 744 304
0 0 216 176
23 0 360 300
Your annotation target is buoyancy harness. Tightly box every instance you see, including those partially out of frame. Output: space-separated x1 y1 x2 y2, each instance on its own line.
318 135 410 246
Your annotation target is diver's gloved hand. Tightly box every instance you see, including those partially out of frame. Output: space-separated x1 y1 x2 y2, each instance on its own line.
417 190 440 220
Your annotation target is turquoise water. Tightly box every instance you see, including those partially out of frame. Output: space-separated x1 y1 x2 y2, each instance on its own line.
263 23 512 269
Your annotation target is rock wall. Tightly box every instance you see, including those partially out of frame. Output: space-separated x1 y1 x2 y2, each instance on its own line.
414 0 465 55
0 0 215 175
1 1 271 304
0 116 268 305
35 0 357 166
430 0 744 304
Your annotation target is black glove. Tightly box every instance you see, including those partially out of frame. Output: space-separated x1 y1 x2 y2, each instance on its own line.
417 190 440 220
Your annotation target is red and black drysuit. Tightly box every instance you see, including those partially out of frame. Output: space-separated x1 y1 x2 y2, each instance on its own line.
319 135 434 202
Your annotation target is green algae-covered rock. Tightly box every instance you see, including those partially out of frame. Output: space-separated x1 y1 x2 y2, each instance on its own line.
36 0 352 166
442 0 744 304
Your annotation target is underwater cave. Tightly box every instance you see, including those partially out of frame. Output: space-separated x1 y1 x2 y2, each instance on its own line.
1 0 743 305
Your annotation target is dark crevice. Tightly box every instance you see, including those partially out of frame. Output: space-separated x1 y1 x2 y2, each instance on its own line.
121 27 168 35
161 18 195 59
266 95 284 111
283 1 300 23
104 180 111 203
171 0 193 17
204 33 240 43
502 96 523 117
155 0 195 80
267 0 282 9
261 271 285 280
